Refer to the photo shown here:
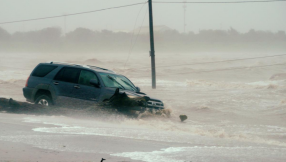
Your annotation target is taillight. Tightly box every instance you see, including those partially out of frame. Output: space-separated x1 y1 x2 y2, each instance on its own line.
25 76 30 87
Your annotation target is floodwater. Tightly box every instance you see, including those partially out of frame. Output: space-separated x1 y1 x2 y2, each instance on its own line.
1 52 286 161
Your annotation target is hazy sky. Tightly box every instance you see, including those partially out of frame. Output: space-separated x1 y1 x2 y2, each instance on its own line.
0 0 286 34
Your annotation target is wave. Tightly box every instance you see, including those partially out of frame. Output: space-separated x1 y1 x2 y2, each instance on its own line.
0 79 25 84
131 79 187 87
186 80 285 90
270 73 286 80
0 70 29 81
23 115 286 148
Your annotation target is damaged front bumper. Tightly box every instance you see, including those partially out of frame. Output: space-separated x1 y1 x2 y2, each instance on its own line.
121 100 165 113
107 88 165 112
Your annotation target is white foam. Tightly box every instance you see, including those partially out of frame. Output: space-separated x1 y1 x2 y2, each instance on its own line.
247 80 283 86
112 146 286 162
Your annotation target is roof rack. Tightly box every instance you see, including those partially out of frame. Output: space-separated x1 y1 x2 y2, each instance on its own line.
48 61 115 73
48 61 89 68
86 65 115 73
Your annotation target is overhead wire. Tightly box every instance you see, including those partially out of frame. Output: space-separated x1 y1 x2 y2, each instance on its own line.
124 2 148 68
2 0 282 25
153 0 286 4
133 53 286 70
0 1 147 25
133 62 286 78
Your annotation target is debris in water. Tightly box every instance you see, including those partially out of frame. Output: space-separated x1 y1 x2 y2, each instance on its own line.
179 115 188 122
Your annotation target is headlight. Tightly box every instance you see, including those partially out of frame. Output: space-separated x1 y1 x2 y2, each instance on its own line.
127 95 138 99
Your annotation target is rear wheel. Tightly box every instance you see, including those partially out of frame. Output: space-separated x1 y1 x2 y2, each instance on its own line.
35 95 53 106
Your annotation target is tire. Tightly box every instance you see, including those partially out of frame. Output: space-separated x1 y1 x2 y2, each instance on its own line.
35 95 53 106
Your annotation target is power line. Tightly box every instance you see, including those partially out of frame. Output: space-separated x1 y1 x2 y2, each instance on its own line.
153 0 286 4
134 53 286 70
134 62 286 77
124 3 148 68
0 2 147 25
159 62 285 76
0 0 283 25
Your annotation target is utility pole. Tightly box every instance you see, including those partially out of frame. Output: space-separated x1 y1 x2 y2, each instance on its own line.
183 0 187 33
148 0 156 89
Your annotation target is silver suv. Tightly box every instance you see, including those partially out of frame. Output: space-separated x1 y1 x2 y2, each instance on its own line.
23 62 164 111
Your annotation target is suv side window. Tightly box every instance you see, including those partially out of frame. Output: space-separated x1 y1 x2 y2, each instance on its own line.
54 67 81 83
78 70 98 86
32 65 57 77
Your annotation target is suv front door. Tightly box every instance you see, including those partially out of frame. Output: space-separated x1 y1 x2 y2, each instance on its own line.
70 70 101 106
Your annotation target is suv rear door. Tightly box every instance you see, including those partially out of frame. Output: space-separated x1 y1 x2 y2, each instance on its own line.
52 67 81 106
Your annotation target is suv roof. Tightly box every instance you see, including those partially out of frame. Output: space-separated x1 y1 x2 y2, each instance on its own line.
44 61 116 74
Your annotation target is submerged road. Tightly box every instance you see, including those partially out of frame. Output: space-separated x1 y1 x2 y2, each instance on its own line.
0 113 190 162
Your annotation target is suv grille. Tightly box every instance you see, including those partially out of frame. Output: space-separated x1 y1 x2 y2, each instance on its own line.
147 100 164 109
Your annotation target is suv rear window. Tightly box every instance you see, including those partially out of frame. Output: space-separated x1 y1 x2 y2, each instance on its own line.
32 65 57 77
54 67 81 83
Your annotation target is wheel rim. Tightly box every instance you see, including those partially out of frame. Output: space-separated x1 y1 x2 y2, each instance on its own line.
38 99 49 106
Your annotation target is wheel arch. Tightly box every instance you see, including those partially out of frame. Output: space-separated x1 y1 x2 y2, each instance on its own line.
32 83 56 103
34 89 52 102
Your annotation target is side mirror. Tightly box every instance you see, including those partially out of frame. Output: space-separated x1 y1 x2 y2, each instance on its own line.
136 86 140 92
90 79 100 88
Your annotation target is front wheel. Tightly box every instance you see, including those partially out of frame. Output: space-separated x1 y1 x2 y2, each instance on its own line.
35 95 53 106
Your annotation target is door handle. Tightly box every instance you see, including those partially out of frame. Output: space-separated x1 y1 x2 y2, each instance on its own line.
54 82 59 85
74 85 80 89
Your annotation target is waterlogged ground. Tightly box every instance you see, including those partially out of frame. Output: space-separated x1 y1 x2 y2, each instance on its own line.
1 52 286 161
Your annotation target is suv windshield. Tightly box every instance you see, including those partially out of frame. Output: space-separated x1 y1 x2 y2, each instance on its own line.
99 72 136 91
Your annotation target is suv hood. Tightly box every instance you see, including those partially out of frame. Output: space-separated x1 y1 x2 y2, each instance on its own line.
119 89 162 102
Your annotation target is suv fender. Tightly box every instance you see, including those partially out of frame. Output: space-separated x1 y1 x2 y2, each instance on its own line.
33 84 52 102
